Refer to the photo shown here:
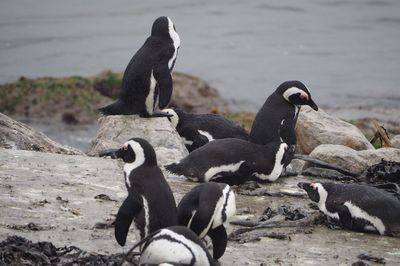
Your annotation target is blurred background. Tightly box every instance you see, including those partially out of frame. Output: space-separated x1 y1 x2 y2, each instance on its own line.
1 0 399 147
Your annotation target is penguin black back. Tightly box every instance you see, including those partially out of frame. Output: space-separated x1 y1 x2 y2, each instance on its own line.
99 16 180 117
250 80 318 146
162 108 249 152
177 183 236 260
114 138 178 246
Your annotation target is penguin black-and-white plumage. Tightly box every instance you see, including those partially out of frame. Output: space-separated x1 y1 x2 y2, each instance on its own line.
177 183 236 260
139 226 218 266
298 182 400 236
165 138 291 185
162 108 249 152
250 80 318 148
113 138 178 246
99 16 180 117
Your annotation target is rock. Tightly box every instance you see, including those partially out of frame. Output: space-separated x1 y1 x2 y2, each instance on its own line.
296 106 374 154
308 144 400 174
170 72 229 114
0 113 84 155
392 135 400 149
88 115 188 166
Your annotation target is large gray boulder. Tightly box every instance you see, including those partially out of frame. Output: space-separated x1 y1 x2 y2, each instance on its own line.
171 72 229 113
308 144 400 174
88 115 188 166
0 112 83 155
296 106 374 154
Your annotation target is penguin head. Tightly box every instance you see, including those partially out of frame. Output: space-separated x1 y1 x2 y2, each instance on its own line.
277 80 318 111
161 108 180 128
151 16 180 47
298 182 321 202
115 138 157 167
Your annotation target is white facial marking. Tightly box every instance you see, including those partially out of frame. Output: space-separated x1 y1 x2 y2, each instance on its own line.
123 140 146 187
253 143 287 182
167 17 180 70
204 161 245 182
282 87 309 103
162 108 179 128
145 70 157 114
198 130 214 142
140 229 210 266
315 183 340 220
343 201 386 235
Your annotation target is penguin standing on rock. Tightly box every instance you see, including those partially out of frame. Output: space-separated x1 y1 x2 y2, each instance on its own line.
165 139 291 185
139 226 218 266
298 182 400 236
113 138 178 246
177 183 236 260
99 16 180 117
250 81 318 164
162 108 249 152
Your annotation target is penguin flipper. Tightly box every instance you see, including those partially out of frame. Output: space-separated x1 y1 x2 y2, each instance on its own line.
115 191 143 246
190 135 209 152
337 205 354 230
154 63 173 109
207 225 227 260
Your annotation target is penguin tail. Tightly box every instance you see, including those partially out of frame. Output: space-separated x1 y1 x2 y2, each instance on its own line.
98 100 125 115
165 162 186 177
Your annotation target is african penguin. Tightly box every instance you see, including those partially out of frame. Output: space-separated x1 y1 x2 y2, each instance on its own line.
113 138 178 246
177 183 236 260
165 138 291 185
139 226 218 266
298 182 400 236
162 108 249 152
99 16 180 117
249 81 318 165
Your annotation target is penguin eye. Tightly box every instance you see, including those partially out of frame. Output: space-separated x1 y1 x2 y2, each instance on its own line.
310 183 317 190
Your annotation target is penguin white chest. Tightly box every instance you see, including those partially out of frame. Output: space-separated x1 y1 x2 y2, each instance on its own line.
145 71 157 114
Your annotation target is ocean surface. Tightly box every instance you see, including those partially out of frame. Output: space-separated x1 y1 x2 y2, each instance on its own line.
1 0 400 122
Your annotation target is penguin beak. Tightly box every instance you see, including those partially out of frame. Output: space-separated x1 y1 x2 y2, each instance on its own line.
297 182 309 189
308 99 318 111
98 148 120 159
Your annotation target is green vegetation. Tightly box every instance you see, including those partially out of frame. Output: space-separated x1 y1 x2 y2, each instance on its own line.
224 112 256 132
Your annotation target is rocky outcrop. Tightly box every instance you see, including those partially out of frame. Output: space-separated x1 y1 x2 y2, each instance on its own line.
0 113 83 155
308 144 400 174
296 106 374 154
392 135 400 149
170 72 228 113
88 115 188 166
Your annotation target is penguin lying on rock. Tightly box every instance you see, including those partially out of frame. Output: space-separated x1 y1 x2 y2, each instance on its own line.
298 182 400 236
113 138 178 246
177 183 236 260
162 108 249 152
99 16 180 117
165 139 290 185
136 226 218 266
